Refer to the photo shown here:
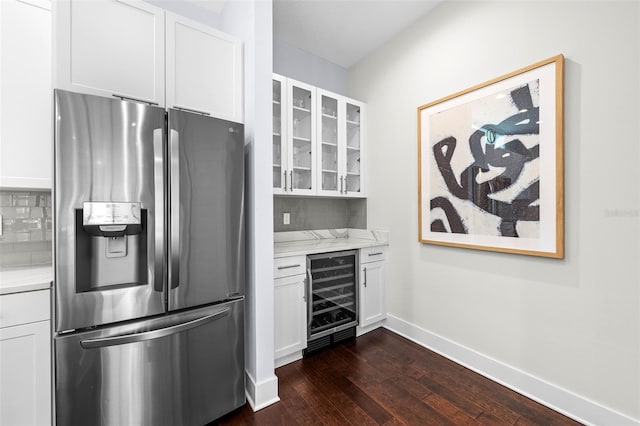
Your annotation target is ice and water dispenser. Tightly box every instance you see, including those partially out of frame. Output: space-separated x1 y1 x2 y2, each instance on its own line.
75 202 148 291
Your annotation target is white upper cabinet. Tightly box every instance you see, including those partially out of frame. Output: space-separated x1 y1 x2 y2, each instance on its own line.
317 90 366 197
54 0 165 105
273 75 317 195
166 13 242 122
0 0 52 189
273 74 366 198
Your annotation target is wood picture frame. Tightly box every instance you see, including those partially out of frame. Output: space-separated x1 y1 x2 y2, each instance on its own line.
418 55 564 258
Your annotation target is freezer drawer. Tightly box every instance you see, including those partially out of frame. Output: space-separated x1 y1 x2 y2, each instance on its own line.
55 299 245 426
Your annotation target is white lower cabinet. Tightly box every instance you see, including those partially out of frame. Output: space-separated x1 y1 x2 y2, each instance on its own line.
273 255 307 367
0 290 51 426
359 246 387 329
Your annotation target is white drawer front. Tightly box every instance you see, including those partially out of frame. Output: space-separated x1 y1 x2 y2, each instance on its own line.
0 289 50 329
360 246 386 264
274 255 307 279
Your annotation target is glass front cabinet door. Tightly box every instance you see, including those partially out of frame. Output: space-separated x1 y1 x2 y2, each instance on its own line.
272 74 317 195
317 89 365 197
272 75 286 192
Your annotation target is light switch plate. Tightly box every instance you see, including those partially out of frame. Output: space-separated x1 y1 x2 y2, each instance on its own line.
283 212 290 225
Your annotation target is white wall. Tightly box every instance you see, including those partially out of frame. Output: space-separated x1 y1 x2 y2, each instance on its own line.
222 0 279 410
274 38 348 95
349 0 639 423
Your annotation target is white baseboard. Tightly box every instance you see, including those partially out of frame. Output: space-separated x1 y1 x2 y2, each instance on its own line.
384 314 639 426
245 370 279 412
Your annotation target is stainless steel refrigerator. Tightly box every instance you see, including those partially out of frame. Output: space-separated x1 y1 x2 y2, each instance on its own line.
53 89 245 426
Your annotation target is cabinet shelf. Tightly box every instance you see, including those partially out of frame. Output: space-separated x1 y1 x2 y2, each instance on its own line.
292 168 312 174
346 120 361 126
312 281 354 292
312 264 353 274
313 291 355 304
322 141 337 147
313 272 354 285
312 300 355 316
322 169 338 174
293 136 311 142
310 315 354 333
273 132 281 137
293 105 311 113
322 113 337 119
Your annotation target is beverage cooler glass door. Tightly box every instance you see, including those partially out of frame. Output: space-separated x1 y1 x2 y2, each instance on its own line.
307 250 359 340
54 299 245 426
167 110 245 311
54 89 166 332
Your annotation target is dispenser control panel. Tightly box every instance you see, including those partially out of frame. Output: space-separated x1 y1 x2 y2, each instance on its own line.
83 202 141 226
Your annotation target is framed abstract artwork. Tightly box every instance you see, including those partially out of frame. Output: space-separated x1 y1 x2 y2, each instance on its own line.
418 55 564 258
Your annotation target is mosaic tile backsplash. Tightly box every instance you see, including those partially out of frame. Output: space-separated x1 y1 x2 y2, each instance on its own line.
0 189 52 269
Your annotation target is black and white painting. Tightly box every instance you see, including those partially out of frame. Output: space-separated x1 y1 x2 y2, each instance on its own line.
418 55 564 258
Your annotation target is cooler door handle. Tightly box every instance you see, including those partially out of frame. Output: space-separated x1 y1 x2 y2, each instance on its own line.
306 268 313 332
80 309 230 349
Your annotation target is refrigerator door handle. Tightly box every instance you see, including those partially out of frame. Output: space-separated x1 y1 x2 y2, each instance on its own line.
80 308 231 349
169 128 180 290
153 128 165 292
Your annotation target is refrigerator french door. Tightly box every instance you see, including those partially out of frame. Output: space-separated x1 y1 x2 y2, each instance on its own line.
53 89 245 426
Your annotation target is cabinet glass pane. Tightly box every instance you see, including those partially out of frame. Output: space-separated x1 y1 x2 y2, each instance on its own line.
272 79 281 104
273 135 282 188
321 143 337 171
346 175 360 193
322 171 338 191
293 169 312 190
292 109 311 141
292 86 311 110
321 95 338 118
320 95 338 192
291 85 313 190
346 102 362 194
273 166 282 188
272 79 283 190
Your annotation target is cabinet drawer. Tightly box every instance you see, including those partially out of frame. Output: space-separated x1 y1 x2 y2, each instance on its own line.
0 290 50 329
360 246 386 264
274 255 307 279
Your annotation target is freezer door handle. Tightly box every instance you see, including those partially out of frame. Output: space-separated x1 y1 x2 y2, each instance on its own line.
153 128 165 292
169 128 180 290
79 308 231 349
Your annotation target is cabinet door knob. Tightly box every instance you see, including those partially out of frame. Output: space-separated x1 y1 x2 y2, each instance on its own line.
363 267 367 287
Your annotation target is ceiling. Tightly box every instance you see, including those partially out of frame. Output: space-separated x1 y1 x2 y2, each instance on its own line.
196 0 443 69
272 0 443 68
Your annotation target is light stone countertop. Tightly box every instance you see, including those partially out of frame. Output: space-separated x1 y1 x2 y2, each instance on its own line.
0 266 53 295
274 229 389 258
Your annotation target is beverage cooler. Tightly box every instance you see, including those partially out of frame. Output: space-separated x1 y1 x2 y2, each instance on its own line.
305 250 358 354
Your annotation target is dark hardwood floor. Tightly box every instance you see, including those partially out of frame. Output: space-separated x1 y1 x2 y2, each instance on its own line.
215 328 582 425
